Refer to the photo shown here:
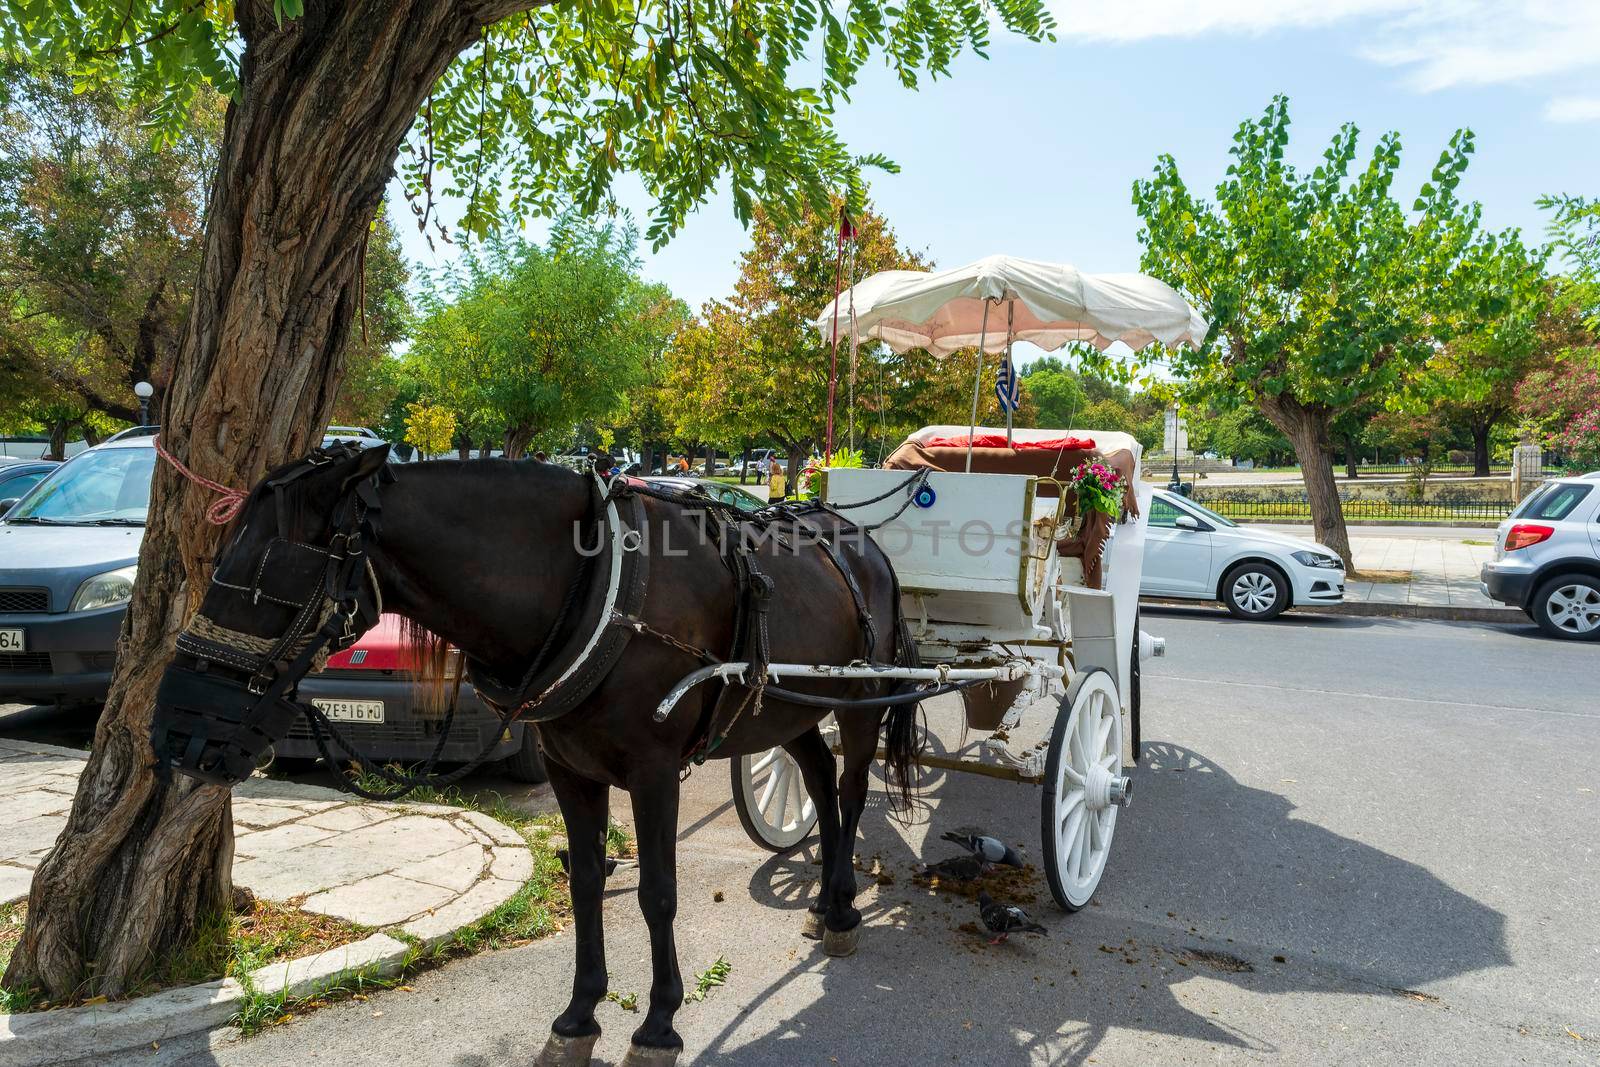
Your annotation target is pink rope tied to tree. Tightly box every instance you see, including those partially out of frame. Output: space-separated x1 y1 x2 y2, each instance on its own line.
153 434 247 525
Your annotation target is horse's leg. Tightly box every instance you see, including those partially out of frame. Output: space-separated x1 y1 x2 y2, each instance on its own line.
623 770 686 1065
783 725 841 940
538 760 610 1067
822 712 881 957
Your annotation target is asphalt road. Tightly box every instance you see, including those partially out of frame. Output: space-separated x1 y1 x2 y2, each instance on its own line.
29 611 1600 1066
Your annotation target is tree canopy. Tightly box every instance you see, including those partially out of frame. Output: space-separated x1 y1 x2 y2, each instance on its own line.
406 219 683 458
663 198 978 471
1132 95 1532 565
4 0 1055 247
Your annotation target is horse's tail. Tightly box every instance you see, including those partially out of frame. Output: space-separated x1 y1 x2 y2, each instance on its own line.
881 694 922 813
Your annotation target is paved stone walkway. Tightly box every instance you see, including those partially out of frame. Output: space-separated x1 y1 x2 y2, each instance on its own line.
0 739 531 946
1259 525 1500 609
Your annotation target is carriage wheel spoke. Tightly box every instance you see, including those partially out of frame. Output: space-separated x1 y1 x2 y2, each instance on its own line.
751 749 779 777
1093 713 1114 758
1069 811 1090 879
771 764 792 827
1097 752 1119 771
758 761 781 813
1061 762 1085 786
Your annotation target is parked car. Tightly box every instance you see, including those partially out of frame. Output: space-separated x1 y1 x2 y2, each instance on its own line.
0 434 548 780
645 476 765 513
1139 489 1345 620
1480 472 1600 641
0 459 58 513
284 614 544 782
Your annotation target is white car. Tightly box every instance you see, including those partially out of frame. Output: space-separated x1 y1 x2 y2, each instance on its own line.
1140 489 1346 619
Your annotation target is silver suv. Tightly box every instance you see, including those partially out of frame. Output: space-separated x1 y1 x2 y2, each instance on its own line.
1480 473 1600 640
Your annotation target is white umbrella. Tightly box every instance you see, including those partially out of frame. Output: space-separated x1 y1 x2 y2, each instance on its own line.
813 254 1208 463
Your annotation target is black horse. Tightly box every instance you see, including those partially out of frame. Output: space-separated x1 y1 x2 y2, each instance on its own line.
153 443 920 1067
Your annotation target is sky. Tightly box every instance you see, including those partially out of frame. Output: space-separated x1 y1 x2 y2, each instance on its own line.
388 0 1600 368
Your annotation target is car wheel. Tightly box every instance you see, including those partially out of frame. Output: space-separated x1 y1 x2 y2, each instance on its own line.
1221 562 1289 620
1530 574 1600 641
498 725 549 784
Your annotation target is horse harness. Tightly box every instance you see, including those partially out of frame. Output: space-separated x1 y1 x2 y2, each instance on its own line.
154 446 920 798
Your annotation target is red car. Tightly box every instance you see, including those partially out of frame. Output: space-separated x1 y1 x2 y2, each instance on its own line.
279 614 546 782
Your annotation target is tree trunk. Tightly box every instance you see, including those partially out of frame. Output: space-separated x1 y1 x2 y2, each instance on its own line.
1472 421 1492 477
640 443 655 476
703 443 715 476
46 418 68 462
502 425 535 460
1258 395 1351 569
455 430 472 462
1345 433 1358 480
739 443 752 484
3 0 531 1002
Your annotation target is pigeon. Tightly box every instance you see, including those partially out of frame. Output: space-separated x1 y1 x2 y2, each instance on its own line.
912 854 988 881
556 848 619 878
941 831 1025 868
977 891 1048 944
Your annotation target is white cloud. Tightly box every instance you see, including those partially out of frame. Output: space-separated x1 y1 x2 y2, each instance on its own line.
1544 96 1600 124
1054 1 1600 111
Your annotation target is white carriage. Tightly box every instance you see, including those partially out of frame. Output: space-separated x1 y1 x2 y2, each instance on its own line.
720 253 1206 911
728 425 1163 909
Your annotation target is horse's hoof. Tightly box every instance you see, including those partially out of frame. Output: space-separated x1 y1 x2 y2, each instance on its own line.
536 1030 599 1067
801 909 825 940
822 924 860 957
620 1043 681 1066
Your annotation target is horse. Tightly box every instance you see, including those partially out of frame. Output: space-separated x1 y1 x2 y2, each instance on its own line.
152 442 921 1067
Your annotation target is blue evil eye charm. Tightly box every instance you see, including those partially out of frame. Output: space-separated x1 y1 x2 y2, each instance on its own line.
912 484 937 509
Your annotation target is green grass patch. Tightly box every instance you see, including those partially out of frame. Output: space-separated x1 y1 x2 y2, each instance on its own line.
0 897 369 1016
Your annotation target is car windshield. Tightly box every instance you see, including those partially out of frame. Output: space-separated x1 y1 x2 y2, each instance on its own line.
1174 496 1239 528
7 447 154 525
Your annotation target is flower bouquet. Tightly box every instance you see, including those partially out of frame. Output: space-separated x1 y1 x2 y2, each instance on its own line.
1068 459 1125 520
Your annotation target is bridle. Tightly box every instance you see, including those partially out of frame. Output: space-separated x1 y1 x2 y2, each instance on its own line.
153 443 390 788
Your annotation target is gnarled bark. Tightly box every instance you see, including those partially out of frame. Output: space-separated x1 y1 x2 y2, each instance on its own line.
4 0 540 1001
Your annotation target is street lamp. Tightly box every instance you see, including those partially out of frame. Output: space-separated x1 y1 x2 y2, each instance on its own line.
134 381 154 426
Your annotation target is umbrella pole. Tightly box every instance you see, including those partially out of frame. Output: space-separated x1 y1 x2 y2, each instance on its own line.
966 300 991 472
1005 302 1015 447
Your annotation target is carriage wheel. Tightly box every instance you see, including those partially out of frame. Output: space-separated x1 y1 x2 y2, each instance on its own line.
1041 669 1128 911
731 716 836 852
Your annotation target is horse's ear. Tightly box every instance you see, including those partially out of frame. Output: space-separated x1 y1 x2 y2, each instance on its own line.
343 444 390 486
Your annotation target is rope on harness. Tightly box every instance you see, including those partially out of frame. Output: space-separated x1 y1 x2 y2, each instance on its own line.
154 434 248 525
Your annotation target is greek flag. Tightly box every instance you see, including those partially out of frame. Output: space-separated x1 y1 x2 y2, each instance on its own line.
995 351 1021 413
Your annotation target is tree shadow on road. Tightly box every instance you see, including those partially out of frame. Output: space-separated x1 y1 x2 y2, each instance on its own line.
702 741 1510 1066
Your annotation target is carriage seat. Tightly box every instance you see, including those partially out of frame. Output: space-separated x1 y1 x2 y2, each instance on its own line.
882 432 1139 589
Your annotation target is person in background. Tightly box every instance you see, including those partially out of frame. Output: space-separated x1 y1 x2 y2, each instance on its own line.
767 455 787 501
533 450 548 463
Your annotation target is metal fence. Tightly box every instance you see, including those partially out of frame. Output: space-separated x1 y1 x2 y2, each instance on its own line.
1194 494 1513 523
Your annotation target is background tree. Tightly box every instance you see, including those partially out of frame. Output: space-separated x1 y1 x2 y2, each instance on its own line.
327 217 413 428
0 63 221 443
1018 356 1086 428
3 0 1052 1000
1187 403 1295 467
1134 95 1514 567
406 221 675 459
663 198 944 480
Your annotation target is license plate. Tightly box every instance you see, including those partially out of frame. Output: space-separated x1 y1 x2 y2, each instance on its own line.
312 698 384 723
0 629 24 652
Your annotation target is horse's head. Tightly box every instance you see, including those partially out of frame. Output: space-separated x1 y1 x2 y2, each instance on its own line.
153 441 392 786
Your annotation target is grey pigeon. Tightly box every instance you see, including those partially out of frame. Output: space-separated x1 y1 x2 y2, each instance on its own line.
942 831 1024 868
913 854 987 881
977 891 1048 944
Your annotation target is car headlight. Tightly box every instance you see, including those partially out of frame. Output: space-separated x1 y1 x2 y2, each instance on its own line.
70 566 137 612
1291 550 1342 570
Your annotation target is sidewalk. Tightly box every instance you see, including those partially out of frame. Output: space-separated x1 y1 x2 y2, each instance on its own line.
1258 523 1506 614
0 738 532 942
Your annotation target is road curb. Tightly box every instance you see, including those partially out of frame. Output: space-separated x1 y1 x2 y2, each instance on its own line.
1140 596 1526 624
0 817 533 1067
